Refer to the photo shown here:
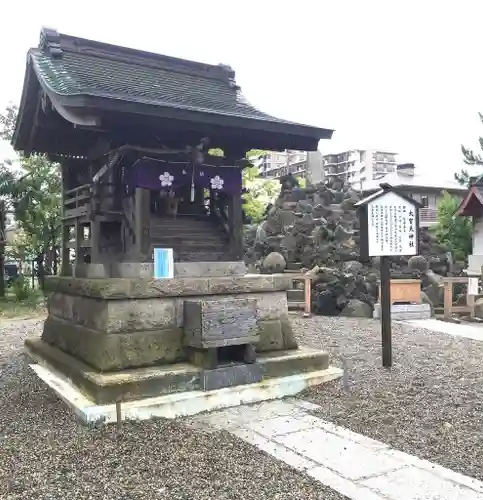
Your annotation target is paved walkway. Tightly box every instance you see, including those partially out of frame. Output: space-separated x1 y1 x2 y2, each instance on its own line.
192 399 483 500
407 318 483 341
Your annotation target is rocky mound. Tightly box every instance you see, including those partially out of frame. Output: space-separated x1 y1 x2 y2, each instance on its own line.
244 176 460 316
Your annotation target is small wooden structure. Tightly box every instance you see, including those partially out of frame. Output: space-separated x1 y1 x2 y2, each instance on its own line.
379 279 421 305
286 273 312 315
13 27 337 411
441 276 477 319
455 180 483 276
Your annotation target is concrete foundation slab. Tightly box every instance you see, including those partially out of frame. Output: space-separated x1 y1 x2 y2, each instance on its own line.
373 303 431 320
28 362 342 424
25 338 331 404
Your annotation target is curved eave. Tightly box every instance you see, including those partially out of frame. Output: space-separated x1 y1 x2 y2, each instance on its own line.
50 93 332 150
14 52 334 154
11 58 36 153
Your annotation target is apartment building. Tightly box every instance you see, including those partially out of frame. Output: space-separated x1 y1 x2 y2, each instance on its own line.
323 149 398 188
258 148 397 188
258 150 308 179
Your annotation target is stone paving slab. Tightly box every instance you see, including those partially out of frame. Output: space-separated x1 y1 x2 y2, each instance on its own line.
406 319 483 341
192 399 483 500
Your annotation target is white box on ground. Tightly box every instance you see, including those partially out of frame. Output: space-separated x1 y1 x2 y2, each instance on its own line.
373 303 431 320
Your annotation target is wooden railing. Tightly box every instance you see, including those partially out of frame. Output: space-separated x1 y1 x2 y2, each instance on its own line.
63 182 121 221
285 271 312 315
441 276 478 319
63 184 91 220
212 201 231 238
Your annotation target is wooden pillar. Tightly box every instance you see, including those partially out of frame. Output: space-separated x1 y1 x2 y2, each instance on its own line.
60 224 70 276
228 192 243 260
304 276 312 315
73 220 83 277
60 162 71 276
443 280 453 319
225 150 245 261
135 187 151 260
90 220 101 263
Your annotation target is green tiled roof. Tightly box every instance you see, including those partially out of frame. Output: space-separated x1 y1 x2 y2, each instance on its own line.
29 46 291 124
13 30 333 155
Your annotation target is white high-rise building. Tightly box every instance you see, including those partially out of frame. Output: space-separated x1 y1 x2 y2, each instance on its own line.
323 149 398 189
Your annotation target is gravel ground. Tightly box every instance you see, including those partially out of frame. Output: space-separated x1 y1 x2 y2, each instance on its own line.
0 319 348 500
294 315 483 481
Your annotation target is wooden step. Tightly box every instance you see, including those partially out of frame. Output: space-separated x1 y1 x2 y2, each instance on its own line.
150 232 225 242
148 243 227 252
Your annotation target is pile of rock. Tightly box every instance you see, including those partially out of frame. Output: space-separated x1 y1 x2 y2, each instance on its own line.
244 176 459 317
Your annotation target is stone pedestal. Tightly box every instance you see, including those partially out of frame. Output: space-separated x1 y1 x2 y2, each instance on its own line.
42 273 297 372
373 303 432 320
465 255 483 276
25 266 336 410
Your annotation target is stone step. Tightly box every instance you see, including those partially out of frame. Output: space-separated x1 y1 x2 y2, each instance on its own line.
176 252 232 262
286 262 303 271
288 301 306 310
287 289 305 302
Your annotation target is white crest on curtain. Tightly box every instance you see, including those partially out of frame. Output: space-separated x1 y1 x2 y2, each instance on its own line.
159 172 174 187
210 175 224 190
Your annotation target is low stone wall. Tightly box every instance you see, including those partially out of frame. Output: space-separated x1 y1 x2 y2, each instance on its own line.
42 274 297 371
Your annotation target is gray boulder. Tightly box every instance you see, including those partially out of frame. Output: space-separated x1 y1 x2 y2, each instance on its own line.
262 252 286 274
420 291 435 317
474 298 483 319
340 299 373 318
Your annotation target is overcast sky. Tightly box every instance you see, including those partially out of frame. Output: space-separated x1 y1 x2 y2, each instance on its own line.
1 0 482 179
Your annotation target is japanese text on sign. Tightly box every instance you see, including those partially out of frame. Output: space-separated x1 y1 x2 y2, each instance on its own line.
367 191 417 257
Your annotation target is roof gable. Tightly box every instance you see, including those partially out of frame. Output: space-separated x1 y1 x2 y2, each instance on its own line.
455 185 483 216
355 183 423 208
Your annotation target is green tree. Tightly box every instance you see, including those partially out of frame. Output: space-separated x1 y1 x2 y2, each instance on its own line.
207 147 280 223
458 112 483 185
242 165 280 223
433 191 472 261
0 104 61 289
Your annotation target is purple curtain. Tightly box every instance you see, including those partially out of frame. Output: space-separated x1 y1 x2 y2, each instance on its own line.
128 158 242 194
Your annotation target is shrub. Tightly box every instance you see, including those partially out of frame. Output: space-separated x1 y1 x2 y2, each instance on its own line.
11 275 31 301
433 192 472 261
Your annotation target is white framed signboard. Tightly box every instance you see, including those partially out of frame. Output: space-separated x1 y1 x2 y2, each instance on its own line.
366 191 417 257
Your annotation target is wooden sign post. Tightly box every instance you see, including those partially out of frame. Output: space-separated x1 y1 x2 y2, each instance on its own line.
356 184 421 367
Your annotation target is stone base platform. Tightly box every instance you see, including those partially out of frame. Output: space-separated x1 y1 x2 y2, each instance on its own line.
373 303 432 320
26 338 334 405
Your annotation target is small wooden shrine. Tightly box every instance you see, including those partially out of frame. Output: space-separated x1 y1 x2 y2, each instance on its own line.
14 29 339 418
455 179 483 276
13 28 333 275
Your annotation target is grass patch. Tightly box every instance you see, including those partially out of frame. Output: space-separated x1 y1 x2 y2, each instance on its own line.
0 290 46 319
